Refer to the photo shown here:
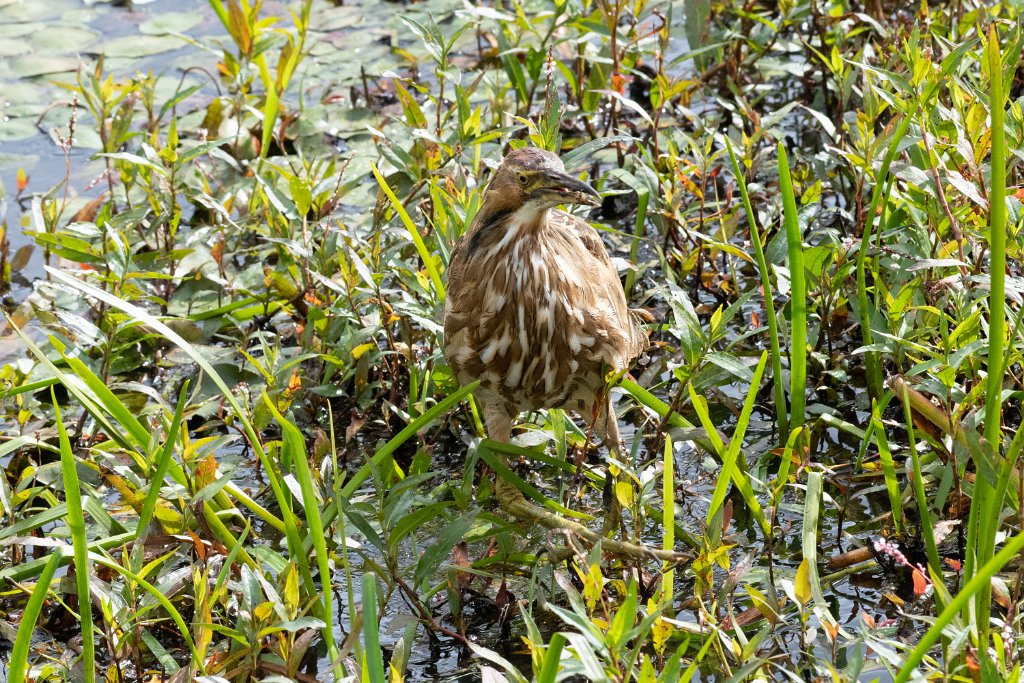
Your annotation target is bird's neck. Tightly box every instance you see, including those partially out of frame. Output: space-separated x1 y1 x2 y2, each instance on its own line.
505 203 549 233
467 201 551 256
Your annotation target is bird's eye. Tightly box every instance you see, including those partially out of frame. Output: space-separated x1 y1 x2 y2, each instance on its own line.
517 173 528 185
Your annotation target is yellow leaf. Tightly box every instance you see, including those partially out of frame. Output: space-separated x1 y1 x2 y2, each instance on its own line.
614 481 635 508
794 557 812 607
651 616 673 654
283 564 299 620
575 561 603 613
351 342 374 360
254 601 275 622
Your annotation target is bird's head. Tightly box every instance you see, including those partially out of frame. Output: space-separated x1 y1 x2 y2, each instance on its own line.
486 147 601 210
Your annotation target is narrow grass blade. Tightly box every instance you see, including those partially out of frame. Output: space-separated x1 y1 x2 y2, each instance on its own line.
362 573 387 683
52 389 95 683
801 471 825 606
777 143 806 437
704 352 770 537
897 386 942 602
136 381 189 537
371 163 445 300
979 32 1008 644
8 550 63 683
687 374 770 537
871 398 904 534
726 137 788 440
662 434 675 600
537 632 567 683
266 395 342 679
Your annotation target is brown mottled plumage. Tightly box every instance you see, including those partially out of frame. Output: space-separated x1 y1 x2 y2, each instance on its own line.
443 147 648 451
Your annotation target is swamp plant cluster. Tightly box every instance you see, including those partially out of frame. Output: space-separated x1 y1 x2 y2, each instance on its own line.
1 0 1023 681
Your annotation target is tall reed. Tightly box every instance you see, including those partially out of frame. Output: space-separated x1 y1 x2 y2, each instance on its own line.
53 390 95 682
966 24 1007 659
726 138 788 441
777 143 806 437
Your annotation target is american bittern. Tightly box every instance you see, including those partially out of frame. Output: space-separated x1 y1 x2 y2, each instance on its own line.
444 148 676 559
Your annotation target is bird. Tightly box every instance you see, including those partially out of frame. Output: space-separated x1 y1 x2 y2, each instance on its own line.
443 147 650 519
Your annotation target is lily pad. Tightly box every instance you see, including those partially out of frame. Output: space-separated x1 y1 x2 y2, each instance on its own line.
0 21 45 39
31 25 101 53
0 55 81 79
99 34 184 58
139 11 205 36
0 117 41 144
0 0 97 24
312 5 364 31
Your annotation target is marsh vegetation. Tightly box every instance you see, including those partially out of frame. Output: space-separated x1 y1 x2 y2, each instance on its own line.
0 0 1022 681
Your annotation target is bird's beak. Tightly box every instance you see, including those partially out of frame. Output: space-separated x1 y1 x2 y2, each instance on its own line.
538 171 602 207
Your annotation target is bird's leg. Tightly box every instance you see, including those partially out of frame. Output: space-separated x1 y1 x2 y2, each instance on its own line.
484 396 689 565
590 394 625 538
483 408 512 448
480 397 539 508
566 400 600 506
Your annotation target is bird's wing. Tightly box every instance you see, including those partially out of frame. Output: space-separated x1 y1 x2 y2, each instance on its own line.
551 210 650 366
442 213 496 386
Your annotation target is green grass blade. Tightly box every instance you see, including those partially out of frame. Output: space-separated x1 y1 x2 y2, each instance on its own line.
136 381 189 537
897 386 942 601
704 352 770 537
537 632 567 683
662 434 675 600
726 138 788 441
982 22 1007 497
266 395 342 679
52 389 95 683
777 143 806 437
362 573 387 683
802 471 825 606
871 397 904 534
8 550 64 683
855 114 912 401
371 163 445 301
52 337 150 446
686 378 768 537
